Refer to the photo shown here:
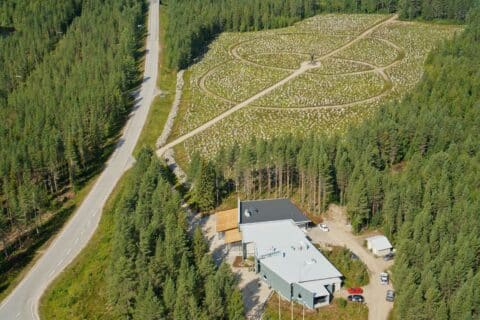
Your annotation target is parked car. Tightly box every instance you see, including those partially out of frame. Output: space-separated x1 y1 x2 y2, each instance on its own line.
386 290 395 302
347 295 364 303
347 287 364 294
380 272 389 284
383 252 395 261
318 223 329 232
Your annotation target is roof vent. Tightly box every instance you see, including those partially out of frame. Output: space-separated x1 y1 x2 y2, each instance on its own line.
244 209 251 217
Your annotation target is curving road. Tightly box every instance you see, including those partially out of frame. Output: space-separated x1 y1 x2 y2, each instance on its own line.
157 14 398 157
0 1 160 319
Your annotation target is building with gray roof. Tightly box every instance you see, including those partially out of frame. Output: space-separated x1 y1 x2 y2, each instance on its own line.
366 235 393 256
240 219 343 309
238 198 310 227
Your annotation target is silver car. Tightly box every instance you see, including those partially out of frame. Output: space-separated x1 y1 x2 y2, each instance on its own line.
386 290 395 302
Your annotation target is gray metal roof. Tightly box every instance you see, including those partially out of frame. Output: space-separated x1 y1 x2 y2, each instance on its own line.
240 220 343 284
239 198 310 225
366 235 392 251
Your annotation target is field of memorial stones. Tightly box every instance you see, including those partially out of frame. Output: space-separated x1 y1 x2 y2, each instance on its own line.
168 14 461 158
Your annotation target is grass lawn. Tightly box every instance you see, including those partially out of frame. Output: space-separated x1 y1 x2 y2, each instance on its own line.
263 293 368 320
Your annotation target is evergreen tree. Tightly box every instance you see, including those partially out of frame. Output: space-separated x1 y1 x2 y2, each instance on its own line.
192 160 216 211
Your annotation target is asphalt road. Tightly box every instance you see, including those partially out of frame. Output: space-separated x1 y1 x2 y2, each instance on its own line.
0 1 160 319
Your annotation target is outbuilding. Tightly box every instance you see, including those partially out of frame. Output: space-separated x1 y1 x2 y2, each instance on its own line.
366 235 393 256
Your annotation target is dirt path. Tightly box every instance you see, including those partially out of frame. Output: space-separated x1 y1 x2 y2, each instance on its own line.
156 14 398 157
198 62 236 104
308 205 394 320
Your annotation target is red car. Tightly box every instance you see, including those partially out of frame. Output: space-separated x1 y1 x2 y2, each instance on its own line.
347 287 364 294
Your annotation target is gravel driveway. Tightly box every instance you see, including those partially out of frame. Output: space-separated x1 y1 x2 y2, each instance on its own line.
307 205 394 320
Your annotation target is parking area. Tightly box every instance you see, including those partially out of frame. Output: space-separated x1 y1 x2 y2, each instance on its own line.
307 205 394 320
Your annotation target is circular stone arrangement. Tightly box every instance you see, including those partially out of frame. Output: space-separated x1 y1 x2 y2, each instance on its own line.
197 32 405 110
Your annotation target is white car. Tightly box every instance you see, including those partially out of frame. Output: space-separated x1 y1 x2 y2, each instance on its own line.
380 272 389 285
318 223 329 232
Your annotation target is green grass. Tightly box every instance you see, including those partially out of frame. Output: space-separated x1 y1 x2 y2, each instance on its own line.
263 293 368 320
322 246 369 288
39 170 131 320
134 5 176 155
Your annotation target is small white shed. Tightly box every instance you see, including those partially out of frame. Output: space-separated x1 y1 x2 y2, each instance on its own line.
366 235 393 256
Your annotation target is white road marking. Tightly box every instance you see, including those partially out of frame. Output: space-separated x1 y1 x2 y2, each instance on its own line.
56 258 64 267
0 2 163 319
66 248 72 255
29 299 35 320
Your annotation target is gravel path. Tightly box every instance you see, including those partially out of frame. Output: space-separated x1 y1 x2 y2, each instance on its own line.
156 70 185 148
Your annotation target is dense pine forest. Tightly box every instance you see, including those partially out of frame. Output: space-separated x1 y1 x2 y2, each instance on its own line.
191 7 480 318
107 149 244 319
163 0 476 69
0 0 144 257
0 0 82 100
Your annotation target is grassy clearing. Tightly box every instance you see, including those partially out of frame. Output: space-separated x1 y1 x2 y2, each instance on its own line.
169 14 459 159
295 14 387 35
309 58 373 74
236 33 352 63
252 72 386 108
39 169 131 319
334 37 400 67
183 103 375 156
247 52 308 69
205 60 289 102
263 293 368 320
